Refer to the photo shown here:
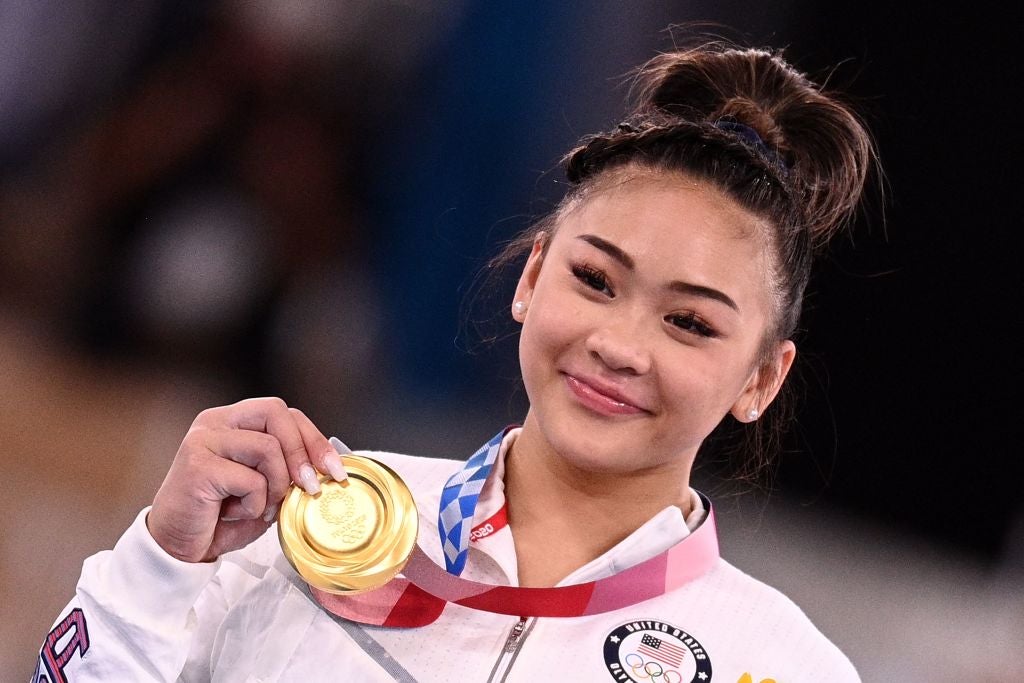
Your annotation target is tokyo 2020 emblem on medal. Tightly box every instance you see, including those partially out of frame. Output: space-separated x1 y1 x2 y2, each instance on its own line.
604 620 713 682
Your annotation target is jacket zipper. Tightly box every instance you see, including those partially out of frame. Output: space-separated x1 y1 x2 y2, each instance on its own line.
504 617 527 653
486 617 532 682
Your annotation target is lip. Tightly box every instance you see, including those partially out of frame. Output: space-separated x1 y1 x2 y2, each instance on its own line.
563 373 650 416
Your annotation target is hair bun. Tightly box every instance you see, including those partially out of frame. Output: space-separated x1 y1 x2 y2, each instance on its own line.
630 44 875 250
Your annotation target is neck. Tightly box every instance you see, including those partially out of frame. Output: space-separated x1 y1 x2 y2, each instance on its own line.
504 413 694 587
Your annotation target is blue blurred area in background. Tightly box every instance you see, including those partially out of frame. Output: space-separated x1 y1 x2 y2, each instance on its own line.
369 2 701 398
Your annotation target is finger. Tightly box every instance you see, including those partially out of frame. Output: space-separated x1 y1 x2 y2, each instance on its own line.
225 397 320 495
289 407 347 484
220 496 271 522
219 497 247 521
205 518 270 562
201 428 290 518
201 455 268 519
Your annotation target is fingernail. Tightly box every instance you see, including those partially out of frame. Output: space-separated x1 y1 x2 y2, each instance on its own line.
298 464 321 495
324 452 349 484
220 515 241 522
329 437 352 454
262 503 279 522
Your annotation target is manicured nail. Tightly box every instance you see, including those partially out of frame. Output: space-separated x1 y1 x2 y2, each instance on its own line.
262 503 279 522
329 437 352 454
324 452 349 484
298 464 321 495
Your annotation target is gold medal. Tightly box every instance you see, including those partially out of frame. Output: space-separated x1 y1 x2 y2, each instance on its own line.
278 455 418 594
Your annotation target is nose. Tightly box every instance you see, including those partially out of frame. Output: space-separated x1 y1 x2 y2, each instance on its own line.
584 314 652 375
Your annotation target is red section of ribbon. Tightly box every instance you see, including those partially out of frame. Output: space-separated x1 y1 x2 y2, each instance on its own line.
469 505 508 542
383 583 446 628
456 581 596 617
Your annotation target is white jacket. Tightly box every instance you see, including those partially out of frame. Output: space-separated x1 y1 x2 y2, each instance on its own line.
36 431 859 682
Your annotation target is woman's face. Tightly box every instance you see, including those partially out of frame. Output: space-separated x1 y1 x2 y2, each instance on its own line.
514 169 795 477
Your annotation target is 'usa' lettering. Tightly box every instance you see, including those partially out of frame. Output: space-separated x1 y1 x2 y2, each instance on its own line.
36 609 90 683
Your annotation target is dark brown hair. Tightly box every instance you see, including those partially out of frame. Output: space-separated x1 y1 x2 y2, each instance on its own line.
487 38 879 480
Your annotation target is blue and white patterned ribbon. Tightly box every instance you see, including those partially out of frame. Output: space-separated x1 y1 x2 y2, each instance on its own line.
437 428 507 575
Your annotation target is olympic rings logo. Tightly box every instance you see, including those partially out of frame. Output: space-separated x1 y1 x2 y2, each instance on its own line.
623 653 684 683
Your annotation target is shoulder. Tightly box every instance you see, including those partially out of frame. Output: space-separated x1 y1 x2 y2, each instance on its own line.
701 557 815 620
691 558 860 680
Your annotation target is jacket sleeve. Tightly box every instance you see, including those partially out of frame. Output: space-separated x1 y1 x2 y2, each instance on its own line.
31 508 225 682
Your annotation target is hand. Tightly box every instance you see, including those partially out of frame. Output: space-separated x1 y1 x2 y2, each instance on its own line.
148 397 347 562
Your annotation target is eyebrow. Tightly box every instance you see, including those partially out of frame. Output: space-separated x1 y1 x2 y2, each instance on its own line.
576 234 740 313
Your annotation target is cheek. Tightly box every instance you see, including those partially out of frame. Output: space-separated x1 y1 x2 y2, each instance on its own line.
660 352 750 419
518 299 585 393
522 282 583 352
518 327 553 410
519 309 569 375
649 374 732 453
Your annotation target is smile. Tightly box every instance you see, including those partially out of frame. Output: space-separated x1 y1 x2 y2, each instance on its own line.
563 374 650 416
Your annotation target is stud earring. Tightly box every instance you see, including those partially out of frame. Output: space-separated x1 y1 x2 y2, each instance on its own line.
513 301 527 317
746 408 760 421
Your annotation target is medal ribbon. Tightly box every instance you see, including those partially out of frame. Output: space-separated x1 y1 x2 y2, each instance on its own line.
308 430 720 628
436 428 508 575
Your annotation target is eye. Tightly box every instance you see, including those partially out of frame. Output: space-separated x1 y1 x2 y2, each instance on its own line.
571 263 614 296
665 312 718 339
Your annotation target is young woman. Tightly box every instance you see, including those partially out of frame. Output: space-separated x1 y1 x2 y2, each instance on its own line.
37 39 875 682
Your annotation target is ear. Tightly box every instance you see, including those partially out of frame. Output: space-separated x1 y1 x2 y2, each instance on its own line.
511 232 548 322
730 339 797 422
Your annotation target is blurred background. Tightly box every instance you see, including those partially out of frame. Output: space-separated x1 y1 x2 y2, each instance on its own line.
2 1 1021 680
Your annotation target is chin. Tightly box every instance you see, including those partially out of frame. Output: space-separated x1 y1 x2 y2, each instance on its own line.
545 421 654 476
559 449 629 475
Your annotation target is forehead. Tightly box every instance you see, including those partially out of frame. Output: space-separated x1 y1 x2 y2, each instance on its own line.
556 169 770 264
